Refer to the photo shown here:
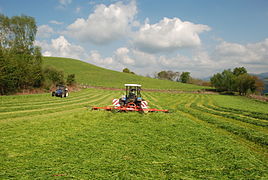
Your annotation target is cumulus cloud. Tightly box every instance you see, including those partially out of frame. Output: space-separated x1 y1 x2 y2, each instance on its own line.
132 17 210 53
89 50 113 65
113 47 157 67
214 39 268 65
35 36 87 60
114 47 135 65
49 20 64 25
66 0 137 44
36 25 54 38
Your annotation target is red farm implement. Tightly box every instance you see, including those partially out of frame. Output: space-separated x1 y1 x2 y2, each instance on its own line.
92 84 169 113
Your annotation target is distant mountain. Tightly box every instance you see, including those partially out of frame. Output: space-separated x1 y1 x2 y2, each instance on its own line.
252 72 268 79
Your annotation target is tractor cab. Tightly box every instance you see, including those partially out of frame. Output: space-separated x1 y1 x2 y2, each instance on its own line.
125 84 142 103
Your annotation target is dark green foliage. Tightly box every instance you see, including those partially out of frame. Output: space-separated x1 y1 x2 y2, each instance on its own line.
123 68 135 74
210 67 264 95
67 74 76 86
179 72 190 83
233 67 247 76
43 66 64 87
0 14 42 94
235 74 255 95
156 70 180 81
210 69 235 91
123 68 130 73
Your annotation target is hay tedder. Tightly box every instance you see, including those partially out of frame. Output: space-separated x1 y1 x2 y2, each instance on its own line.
92 84 169 113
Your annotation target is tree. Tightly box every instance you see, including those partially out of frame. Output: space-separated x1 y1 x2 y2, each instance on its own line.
67 74 76 86
43 66 64 86
233 67 247 76
210 67 263 95
252 76 264 95
180 72 191 83
156 71 180 81
123 68 130 73
123 68 135 74
210 69 236 91
235 74 255 95
0 14 42 94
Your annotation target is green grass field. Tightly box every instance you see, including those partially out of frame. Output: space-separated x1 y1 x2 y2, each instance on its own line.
43 57 209 91
1 89 268 179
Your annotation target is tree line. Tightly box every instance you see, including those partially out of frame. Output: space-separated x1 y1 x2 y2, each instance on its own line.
0 14 75 95
211 67 264 95
153 70 210 86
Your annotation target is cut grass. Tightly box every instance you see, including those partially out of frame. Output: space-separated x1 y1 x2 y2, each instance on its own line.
0 89 268 179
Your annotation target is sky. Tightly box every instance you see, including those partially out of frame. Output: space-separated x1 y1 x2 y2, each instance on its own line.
1 0 268 78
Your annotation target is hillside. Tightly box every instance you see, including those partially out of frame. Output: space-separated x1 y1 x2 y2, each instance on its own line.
43 57 209 91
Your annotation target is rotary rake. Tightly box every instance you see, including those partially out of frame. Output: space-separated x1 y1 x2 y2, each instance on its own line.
92 84 169 113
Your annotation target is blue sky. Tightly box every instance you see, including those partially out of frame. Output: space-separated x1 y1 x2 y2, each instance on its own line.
1 0 268 77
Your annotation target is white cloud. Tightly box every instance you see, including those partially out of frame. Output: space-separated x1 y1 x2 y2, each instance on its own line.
132 17 210 53
214 39 268 65
59 0 72 6
35 36 86 60
66 0 137 44
37 25 54 38
57 0 72 9
130 48 157 67
114 47 135 65
88 50 113 65
113 47 157 67
49 20 64 25
215 41 247 57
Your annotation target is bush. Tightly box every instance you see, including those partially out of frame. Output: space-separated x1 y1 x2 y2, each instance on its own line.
43 66 64 88
67 74 76 86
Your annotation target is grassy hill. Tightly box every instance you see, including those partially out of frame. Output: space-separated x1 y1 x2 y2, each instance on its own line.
43 57 209 91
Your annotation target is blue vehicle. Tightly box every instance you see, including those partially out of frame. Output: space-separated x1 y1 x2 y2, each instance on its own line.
52 85 69 98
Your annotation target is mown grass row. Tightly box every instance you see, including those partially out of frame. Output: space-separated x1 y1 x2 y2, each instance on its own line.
144 92 268 147
204 103 268 121
0 90 92 107
201 103 268 127
0 89 121 121
183 95 267 147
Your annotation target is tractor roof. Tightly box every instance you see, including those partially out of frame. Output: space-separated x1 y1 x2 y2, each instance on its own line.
124 84 141 87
